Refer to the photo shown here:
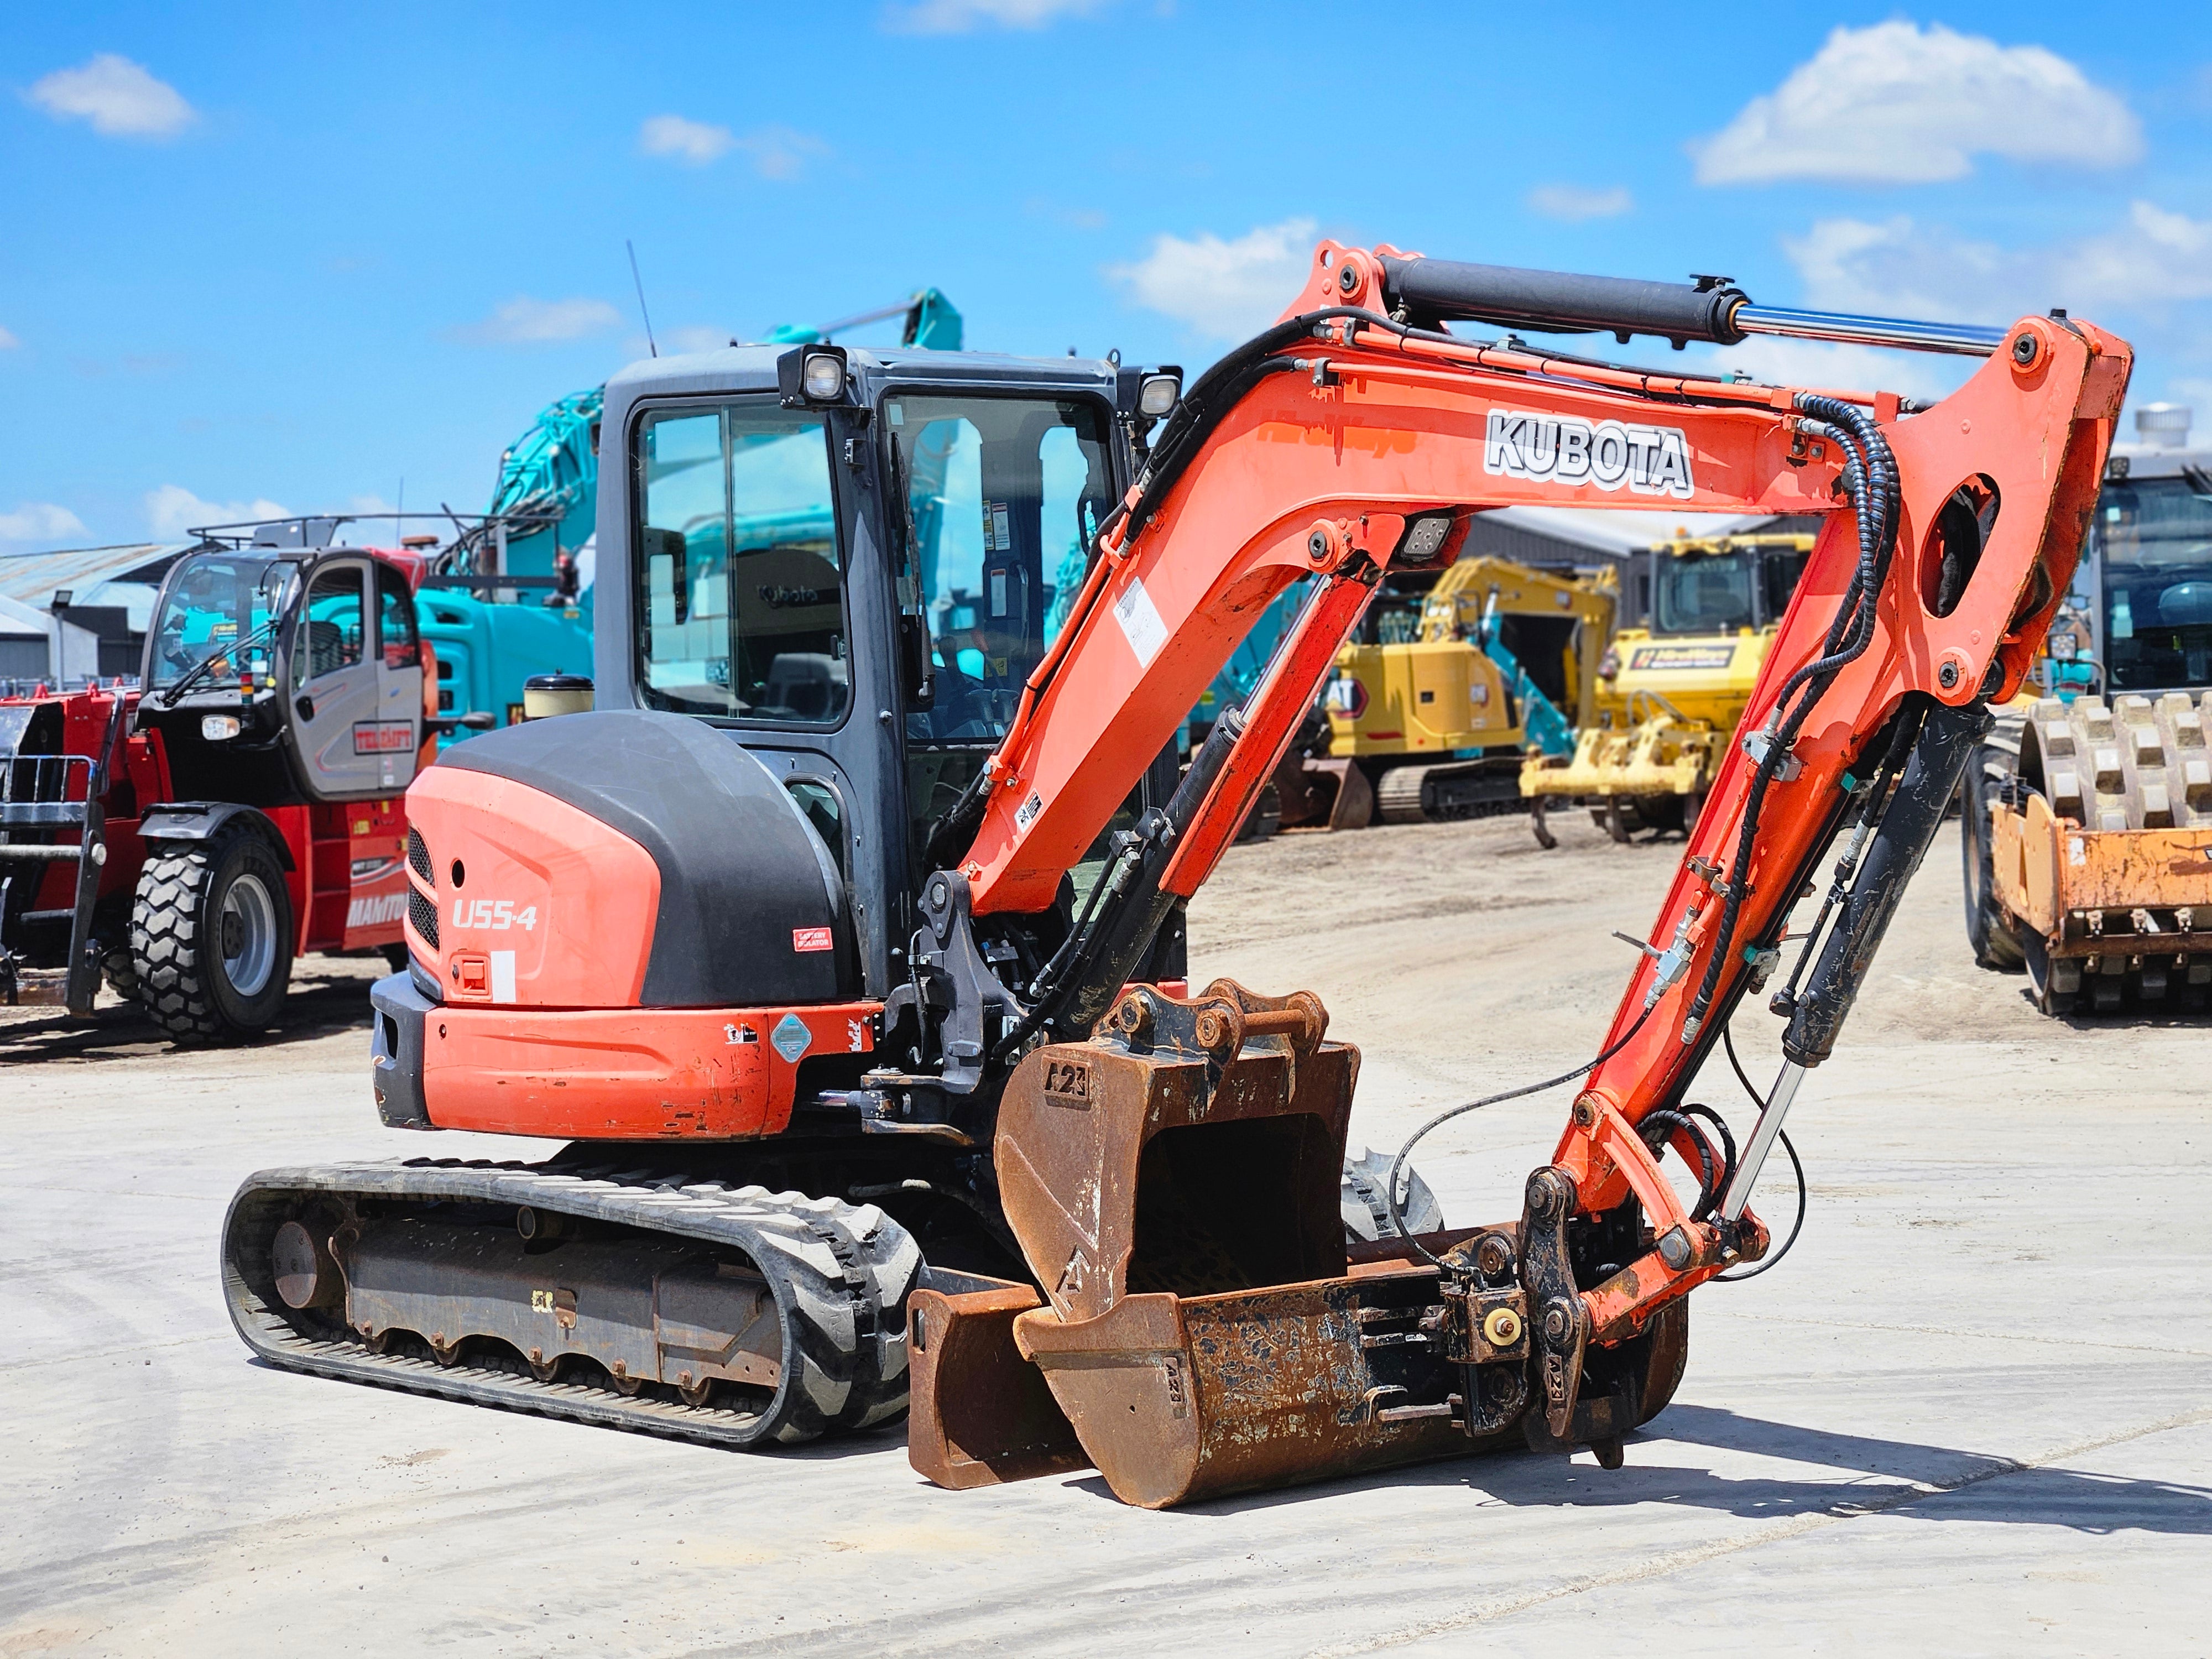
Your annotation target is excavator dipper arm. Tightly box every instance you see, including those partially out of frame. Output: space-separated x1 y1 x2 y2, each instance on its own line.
943 243 2128 1465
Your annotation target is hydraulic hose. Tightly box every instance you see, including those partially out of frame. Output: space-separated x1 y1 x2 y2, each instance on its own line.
1679 395 1902 1042
1383 1001 1658 1263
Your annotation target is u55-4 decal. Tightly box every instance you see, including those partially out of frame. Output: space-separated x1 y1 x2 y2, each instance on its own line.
451 898 539 931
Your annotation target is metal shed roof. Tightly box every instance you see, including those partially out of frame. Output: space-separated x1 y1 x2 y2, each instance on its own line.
0 543 189 609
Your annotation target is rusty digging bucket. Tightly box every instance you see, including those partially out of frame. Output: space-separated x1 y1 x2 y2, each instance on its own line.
906 979 1689 1509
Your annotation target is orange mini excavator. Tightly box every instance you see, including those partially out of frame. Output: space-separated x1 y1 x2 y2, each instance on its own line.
223 244 2128 1505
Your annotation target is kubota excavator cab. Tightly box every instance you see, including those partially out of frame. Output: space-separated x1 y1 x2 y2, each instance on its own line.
373 341 1192 1268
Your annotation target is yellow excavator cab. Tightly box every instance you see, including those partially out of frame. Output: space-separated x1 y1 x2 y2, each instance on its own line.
1523 530 1814 844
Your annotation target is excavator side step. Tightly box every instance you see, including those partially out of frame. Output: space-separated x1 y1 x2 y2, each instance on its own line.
222 1158 920 1449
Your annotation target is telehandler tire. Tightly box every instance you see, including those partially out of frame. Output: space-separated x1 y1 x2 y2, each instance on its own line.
132 825 295 1045
100 942 139 1004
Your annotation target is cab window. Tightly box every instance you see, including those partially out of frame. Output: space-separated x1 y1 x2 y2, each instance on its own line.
1760 547 1809 625
377 565 420 668
295 566 365 685
1652 552 1754 635
635 405 847 724
888 394 1113 745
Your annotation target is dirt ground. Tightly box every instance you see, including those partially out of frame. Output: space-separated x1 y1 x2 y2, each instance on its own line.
4 808 2208 1656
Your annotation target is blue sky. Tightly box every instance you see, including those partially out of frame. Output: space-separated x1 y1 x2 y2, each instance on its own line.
3 1 2208 552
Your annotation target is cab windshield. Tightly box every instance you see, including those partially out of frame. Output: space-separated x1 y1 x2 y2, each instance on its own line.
887 393 1115 745
149 551 299 691
1650 546 1806 635
2098 473 2212 691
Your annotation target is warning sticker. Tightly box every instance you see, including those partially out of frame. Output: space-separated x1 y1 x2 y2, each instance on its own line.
982 499 1012 553
770 1013 813 1063
791 926 833 952
1113 576 1168 667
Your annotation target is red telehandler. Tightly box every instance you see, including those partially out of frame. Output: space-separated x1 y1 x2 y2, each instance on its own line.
2 530 437 1040
223 244 2127 1506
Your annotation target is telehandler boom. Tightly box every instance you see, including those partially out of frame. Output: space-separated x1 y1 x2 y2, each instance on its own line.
223 244 2128 1507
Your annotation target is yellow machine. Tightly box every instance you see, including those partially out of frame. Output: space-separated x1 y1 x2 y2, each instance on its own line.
1522 530 1813 844
1300 555 1616 827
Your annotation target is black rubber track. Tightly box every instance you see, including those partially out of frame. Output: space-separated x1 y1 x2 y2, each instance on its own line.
223 1158 922 1449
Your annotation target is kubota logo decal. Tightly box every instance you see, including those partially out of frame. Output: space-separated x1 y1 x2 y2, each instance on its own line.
1484 409 1695 500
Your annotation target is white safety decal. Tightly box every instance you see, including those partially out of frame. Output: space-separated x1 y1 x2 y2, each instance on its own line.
1014 791 1044 831
1113 575 1169 667
490 950 517 1002
1484 408 1695 500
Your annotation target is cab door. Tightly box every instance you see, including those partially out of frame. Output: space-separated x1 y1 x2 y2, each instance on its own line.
286 557 384 798
372 562 425 791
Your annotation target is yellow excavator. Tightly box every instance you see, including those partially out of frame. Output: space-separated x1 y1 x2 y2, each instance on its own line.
1285 554 1616 828
1522 529 1814 845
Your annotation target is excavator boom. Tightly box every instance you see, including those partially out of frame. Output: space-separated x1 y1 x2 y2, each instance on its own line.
921 243 2127 1499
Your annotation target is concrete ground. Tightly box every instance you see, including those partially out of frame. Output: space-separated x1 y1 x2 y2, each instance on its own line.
4 810 2207 1656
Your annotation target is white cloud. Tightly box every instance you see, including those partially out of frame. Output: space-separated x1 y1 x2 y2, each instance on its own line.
1107 217 1318 342
734 126 828 181
0 503 88 544
1527 184 1632 222
639 114 734 165
883 0 1103 33
1692 22 2141 185
2054 201 2212 310
637 117 823 179
2167 379 2212 414
147 486 290 540
453 296 625 346
0 326 17 349
27 54 196 140
1782 201 2212 324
